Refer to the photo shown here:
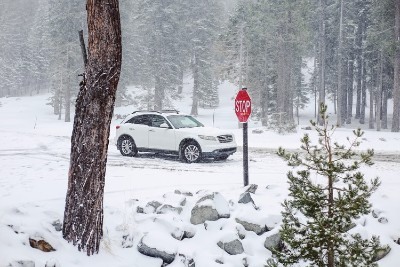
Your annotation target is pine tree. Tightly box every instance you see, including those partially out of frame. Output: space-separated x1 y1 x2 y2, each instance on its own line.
269 104 386 267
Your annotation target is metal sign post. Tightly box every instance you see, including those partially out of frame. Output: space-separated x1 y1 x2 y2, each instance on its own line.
234 88 251 187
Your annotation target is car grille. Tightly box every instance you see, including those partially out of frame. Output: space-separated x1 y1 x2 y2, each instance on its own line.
217 135 233 143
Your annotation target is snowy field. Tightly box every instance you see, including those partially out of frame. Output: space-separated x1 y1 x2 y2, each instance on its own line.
1 81 400 266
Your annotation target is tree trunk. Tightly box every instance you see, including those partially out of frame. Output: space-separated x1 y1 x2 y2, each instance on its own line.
369 86 374 129
346 50 355 124
392 0 400 132
63 0 122 256
191 54 199 116
382 81 388 129
318 0 326 125
376 50 383 131
64 46 71 123
355 10 364 120
336 0 344 127
360 59 367 124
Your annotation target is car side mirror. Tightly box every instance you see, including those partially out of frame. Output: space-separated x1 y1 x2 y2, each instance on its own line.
160 123 170 129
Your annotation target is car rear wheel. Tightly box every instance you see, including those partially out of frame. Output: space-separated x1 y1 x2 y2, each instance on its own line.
182 142 202 163
118 136 138 157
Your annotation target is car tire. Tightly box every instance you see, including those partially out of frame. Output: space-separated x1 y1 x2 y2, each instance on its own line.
118 136 138 157
181 141 202 163
215 155 229 161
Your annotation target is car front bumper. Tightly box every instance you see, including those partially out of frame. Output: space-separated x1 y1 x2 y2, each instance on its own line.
202 147 237 158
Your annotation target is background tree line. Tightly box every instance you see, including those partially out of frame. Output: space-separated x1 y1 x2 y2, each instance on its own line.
1 0 400 131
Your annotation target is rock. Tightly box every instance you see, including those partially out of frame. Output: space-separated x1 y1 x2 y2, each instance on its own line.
215 258 224 264
238 192 256 208
244 184 258 194
242 257 249 267
170 254 195 267
136 206 144 213
145 201 163 213
190 193 230 225
174 190 193 197
235 218 270 235
180 198 187 206
302 126 312 130
29 238 55 252
372 209 382 218
264 232 281 251
373 245 391 262
137 235 176 264
45 259 59 267
7 261 35 267
252 129 264 134
379 137 386 142
217 239 244 255
51 220 62 232
378 217 388 224
156 204 183 215
122 234 134 248
236 224 246 240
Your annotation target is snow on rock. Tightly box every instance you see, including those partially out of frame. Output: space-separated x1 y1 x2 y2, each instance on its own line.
7 261 35 267
137 233 178 264
238 192 256 208
244 184 258 194
263 230 282 251
156 204 183 215
168 254 195 267
217 239 244 255
190 192 230 225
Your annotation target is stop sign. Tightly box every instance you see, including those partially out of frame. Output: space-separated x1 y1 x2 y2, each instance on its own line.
235 89 251 123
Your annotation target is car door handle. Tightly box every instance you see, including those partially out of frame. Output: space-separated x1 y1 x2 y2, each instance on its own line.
149 129 155 132
129 128 135 130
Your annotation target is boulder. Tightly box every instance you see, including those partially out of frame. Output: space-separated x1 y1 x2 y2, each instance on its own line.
244 184 258 194
217 239 244 255
137 235 176 264
174 190 193 197
122 234 134 248
235 218 270 235
238 192 256 208
169 254 195 267
190 193 230 225
45 259 60 267
145 201 163 213
378 217 388 224
7 261 35 267
51 220 62 232
156 204 183 215
373 245 391 262
264 232 281 251
236 224 246 240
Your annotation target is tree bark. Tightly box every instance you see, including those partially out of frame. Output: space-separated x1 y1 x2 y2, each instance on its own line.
62 0 122 256
318 0 326 125
392 0 400 132
336 0 344 127
346 50 355 124
355 10 364 120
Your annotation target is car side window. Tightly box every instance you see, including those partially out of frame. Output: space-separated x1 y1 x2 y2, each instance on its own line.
150 115 170 128
126 115 150 125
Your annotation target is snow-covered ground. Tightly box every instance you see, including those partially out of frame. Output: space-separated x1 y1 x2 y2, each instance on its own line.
1 81 400 267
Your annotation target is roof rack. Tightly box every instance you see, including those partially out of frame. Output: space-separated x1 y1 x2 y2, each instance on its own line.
131 109 180 114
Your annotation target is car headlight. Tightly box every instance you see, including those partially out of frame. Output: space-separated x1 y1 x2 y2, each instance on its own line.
198 135 217 141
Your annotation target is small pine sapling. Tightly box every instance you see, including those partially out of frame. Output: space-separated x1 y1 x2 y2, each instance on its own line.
269 104 387 267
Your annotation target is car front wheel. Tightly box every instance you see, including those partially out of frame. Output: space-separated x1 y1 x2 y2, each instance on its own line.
118 136 138 157
182 142 202 163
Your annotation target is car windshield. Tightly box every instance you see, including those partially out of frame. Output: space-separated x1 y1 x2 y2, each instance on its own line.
167 115 204 129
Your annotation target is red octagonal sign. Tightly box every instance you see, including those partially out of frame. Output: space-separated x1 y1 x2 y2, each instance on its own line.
235 89 252 123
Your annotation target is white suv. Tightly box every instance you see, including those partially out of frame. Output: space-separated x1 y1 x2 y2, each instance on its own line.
115 110 237 163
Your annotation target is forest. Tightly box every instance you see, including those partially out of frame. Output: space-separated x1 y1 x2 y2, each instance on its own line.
1 0 399 131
